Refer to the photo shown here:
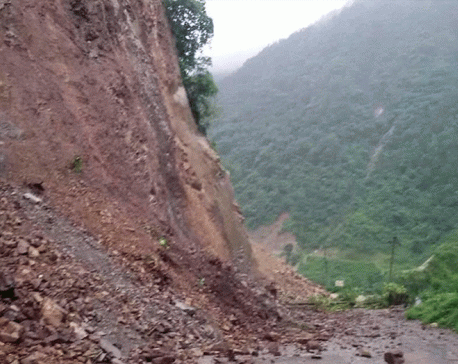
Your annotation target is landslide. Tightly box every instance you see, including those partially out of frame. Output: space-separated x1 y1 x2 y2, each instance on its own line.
0 0 253 266
0 0 325 363
249 213 325 304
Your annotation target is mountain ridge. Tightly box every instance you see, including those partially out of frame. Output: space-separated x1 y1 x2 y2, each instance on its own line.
210 0 458 264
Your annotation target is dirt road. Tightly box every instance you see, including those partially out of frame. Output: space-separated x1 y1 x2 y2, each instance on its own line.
199 308 458 363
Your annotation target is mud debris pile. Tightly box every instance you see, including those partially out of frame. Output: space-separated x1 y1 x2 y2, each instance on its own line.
0 182 326 364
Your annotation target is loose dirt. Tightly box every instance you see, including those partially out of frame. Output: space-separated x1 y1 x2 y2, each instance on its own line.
249 213 296 254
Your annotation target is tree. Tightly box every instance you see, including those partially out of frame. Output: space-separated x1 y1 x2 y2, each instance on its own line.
183 70 218 133
163 0 217 133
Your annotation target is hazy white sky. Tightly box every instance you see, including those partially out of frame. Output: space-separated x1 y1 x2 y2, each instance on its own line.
205 0 349 73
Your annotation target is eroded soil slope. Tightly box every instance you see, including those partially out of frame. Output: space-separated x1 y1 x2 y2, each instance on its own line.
0 0 250 269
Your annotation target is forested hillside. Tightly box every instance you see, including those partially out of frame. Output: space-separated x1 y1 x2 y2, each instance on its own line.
209 0 458 275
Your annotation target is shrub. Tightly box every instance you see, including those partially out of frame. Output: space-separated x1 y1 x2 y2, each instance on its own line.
383 282 409 306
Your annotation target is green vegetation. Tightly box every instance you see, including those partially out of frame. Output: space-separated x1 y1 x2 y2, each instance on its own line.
208 0 458 328
210 0 458 251
407 293 458 331
198 277 206 287
308 282 409 312
298 255 385 293
403 232 458 330
163 0 217 133
159 236 169 249
71 156 83 173
209 0 458 301
302 219 458 328
383 282 408 306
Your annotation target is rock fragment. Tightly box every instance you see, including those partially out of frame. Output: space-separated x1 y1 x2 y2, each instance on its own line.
174 301 196 316
20 352 45 364
69 322 88 340
16 240 29 255
112 359 127 364
41 298 66 327
384 350 405 364
28 246 40 259
151 356 175 364
99 338 122 359
263 331 280 341
267 342 281 356
204 341 229 355
23 192 42 204
3 240 17 248
357 348 372 358
306 340 322 352
0 318 24 343
0 271 15 299
296 332 314 345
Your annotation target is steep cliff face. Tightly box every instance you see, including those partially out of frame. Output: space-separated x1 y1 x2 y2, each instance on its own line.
0 0 251 264
0 3 330 361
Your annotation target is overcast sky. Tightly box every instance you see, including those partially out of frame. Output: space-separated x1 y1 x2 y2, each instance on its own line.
204 0 350 74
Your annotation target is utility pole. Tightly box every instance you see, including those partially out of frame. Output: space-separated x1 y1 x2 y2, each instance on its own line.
323 246 329 288
389 236 400 282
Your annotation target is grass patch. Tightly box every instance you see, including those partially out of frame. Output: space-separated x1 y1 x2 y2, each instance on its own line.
402 230 458 332
295 230 458 333
406 293 458 331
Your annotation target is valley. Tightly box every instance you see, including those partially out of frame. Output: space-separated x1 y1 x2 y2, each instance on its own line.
210 0 458 333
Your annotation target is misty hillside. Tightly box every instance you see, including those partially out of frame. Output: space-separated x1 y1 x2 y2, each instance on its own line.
209 0 458 265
